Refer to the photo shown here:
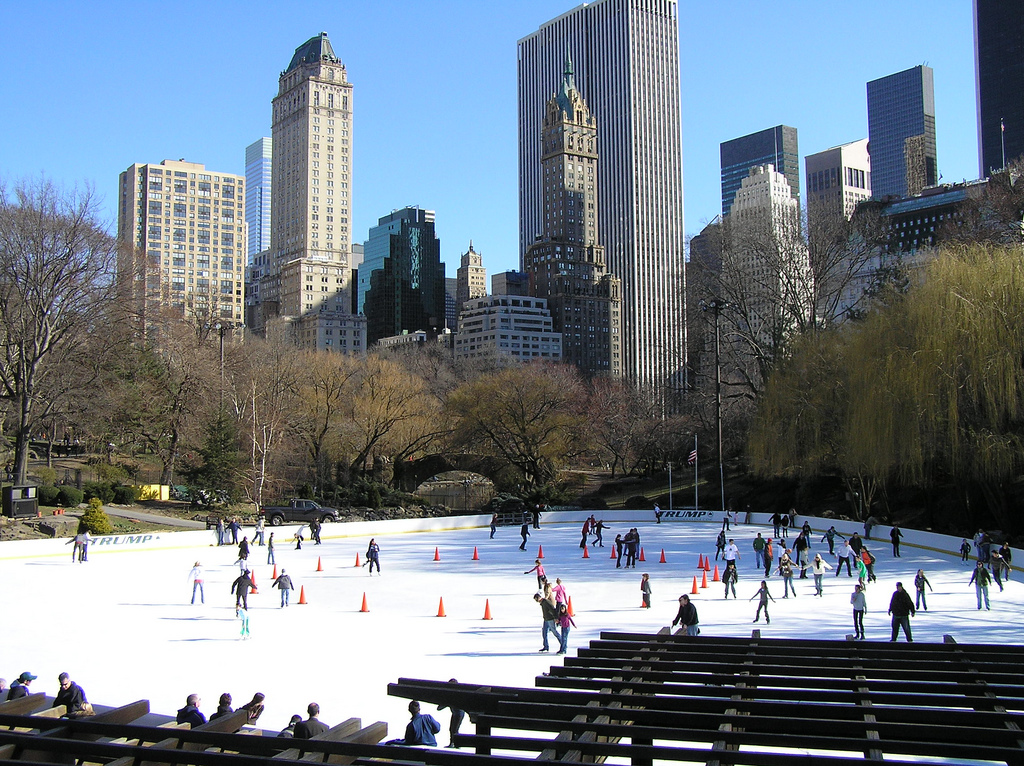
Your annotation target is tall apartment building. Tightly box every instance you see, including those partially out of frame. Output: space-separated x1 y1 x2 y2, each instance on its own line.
456 242 487 308
975 0 1024 175
116 159 246 334
805 139 871 238
523 57 621 378
253 32 364 352
358 206 446 346
245 138 272 260
867 65 937 199
518 0 685 397
721 125 800 217
454 295 562 362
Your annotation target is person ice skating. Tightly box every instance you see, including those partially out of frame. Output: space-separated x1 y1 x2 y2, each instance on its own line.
267 533 276 565
534 591 562 652
273 568 294 607
232 569 253 610
216 517 225 546
781 513 791 537
999 542 1012 577
66 532 82 562
210 693 234 720
532 505 541 529
751 580 775 624
855 549 869 588
614 534 624 568
810 553 832 596
553 577 568 605
519 521 530 551
969 560 992 610
240 692 266 723
836 540 854 577
672 594 699 636
579 518 591 550
752 533 765 570
851 584 867 639
294 528 304 550
525 559 547 589
960 538 972 563
862 547 877 582
310 517 322 545
176 694 206 728
294 703 329 739
237 606 250 639
253 516 265 546
593 519 608 547
793 532 810 578
437 679 465 748
778 551 796 598
821 526 844 556
229 517 240 545
770 512 781 538
53 672 90 718
888 582 915 641
890 524 903 557
490 513 498 539
763 538 774 578
402 700 440 746
7 672 35 701
236 537 250 571
640 573 652 608
849 532 864 557
723 560 738 599
991 551 1008 591
557 602 577 654
715 529 726 561
864 516 877 541
188 561 205 605
722 511 731 531
366 539 381 575
654 504 662 523
913 569 933 610
79 530 91 562
624 528 640 568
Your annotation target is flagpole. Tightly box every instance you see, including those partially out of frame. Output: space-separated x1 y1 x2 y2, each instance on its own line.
693 435 698 511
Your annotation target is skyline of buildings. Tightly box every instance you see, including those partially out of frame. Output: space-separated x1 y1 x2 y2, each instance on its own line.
974 0 1024 176
720 125 800 218
867 65 938 199
517 0 686 397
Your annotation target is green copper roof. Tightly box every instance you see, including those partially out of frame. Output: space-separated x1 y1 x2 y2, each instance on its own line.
286 32 340 74
556 53 577 117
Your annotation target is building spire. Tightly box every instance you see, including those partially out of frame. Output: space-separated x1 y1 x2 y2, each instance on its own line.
557 51 577 118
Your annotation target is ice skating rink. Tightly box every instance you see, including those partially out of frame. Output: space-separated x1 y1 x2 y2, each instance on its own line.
1 514 1018 738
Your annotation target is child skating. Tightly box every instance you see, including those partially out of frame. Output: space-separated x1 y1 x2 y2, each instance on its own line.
640 573 651 608
750 580 775 624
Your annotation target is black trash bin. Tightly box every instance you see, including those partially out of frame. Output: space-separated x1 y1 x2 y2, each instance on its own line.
2 485 39 518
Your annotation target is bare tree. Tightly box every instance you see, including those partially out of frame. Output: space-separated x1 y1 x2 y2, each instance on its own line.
0 179 118 484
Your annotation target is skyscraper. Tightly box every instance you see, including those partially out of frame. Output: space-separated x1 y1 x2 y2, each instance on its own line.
518 0 685 397
805 139 871 237
456 242 487 308
867 65 937 199
253 32 363 352
117 159 246 333
359 206 446 346
974 0 1024 175
245 138 272 260
720 126 800 217
523 57 621 378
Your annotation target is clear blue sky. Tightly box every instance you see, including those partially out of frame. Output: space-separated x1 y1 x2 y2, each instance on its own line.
0 1 975 278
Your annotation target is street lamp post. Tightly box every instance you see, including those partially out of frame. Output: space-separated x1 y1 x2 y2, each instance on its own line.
206 321 243 409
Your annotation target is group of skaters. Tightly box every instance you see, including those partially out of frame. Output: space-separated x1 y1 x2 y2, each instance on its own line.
2 671 93 718
526 561 577 654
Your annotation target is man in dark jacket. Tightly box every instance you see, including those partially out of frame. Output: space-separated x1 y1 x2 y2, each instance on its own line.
176 694 206 727
890 524 904 557
534 591 561 652
403 700 441 746
273 569 294 607
53 672 89 718
888 582 916 642
672 595 699 636
7 672 36 701
294 702 328 739
232 570 253 610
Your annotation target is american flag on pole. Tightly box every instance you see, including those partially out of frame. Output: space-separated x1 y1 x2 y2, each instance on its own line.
687 448 698 466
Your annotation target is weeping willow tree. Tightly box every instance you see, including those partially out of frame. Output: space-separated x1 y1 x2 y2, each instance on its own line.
751 243 1024 531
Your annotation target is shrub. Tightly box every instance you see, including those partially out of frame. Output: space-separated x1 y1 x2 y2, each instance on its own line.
56 487 84 507
625 494 654 510
112 485 139 504
578 495 609 511
83 481 115 504
38 485 60 506
79 497 113 535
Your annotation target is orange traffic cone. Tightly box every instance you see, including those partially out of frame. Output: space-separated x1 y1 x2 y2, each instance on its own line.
472 546 479 561
483 599 493 620
712 564 720 582
567 596 575 616
704 556 712 572
701 570 708 588
697 553 704 568
316 557 323 572
639 548 646 562
359 592 368 612
434 547 440 562
437 597 446 617
355 553 361 567
610 546 617 559
582 546 590 559
659 549 667 564
272 564 278 580
249 570 258 593
691 576 699 594
537 545 544 559
298 586 308 604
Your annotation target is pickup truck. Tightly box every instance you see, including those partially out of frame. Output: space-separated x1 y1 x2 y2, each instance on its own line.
259 499 341 526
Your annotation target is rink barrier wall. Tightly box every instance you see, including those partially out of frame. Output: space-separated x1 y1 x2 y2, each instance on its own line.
0 509 1008 570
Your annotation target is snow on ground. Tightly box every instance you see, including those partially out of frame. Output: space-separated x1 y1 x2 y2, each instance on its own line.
1 515 1018 740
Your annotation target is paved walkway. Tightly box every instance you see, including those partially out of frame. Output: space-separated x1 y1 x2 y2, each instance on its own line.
65 505 207 530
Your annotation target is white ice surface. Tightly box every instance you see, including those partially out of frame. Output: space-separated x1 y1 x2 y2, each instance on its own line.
1 517 1018 739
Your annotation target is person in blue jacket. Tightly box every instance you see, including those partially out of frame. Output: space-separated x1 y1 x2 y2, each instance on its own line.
403 700 441 745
